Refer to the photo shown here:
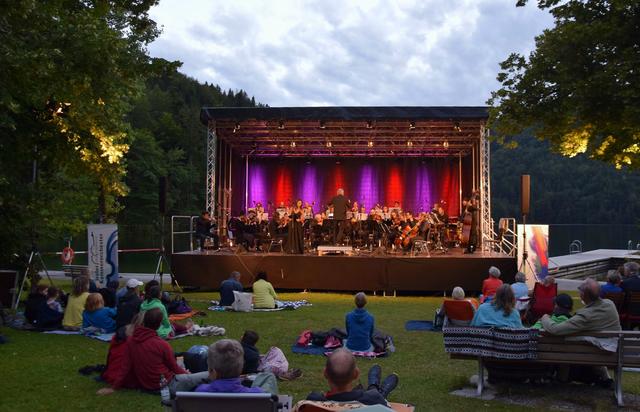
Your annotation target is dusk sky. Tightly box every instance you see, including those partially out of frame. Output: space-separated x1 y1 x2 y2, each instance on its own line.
148 0 554 107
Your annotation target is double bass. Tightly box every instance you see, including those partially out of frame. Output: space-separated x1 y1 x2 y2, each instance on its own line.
460 196 478 248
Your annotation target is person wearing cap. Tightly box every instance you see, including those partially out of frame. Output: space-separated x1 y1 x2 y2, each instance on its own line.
219 271 244 307
115 278 144 332
531 293 573 329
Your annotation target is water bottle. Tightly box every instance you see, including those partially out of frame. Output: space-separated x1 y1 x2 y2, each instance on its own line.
160 374 170 404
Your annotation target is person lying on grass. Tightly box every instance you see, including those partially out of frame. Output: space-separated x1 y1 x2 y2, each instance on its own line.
140 286 193 339
304 348 398 407
97 308 209 396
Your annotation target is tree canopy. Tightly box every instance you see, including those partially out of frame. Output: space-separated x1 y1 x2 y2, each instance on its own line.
0 0 167 261
488 0 640 169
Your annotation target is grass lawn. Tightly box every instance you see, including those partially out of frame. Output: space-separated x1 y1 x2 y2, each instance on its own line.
1 286 639 411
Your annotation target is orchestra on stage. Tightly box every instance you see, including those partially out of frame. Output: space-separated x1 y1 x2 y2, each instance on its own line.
196 188 481 256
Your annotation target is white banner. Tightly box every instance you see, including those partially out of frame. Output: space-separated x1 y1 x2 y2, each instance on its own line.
87 224 119 285
517 224 550 288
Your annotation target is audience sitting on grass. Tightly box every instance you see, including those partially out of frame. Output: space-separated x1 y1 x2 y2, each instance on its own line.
195 339 279 394
511 271 529 300
219 271 243 307
115 279 143 332
436 287 478 327
471 284 523 328
240 330 301 380
82 293 117 333
531 293 573 329
253 271 278 309
345 292 375 352
98 308 209 395
600 270 623 297
63 276 90 330
100 313 144 391
540 278 620 387
25 284 64 329
140 285 192 339
305 348 397 407
99 280 119 308
480 266 503 303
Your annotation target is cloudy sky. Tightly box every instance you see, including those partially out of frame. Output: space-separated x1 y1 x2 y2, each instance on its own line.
148 0 554 107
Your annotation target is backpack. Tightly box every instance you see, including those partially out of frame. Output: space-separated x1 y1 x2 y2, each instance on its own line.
167 295 192 315
182 345 209 373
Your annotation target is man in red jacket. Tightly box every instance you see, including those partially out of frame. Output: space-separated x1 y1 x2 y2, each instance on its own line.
98 308 208 395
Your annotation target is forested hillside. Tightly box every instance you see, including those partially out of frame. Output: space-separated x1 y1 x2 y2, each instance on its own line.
491 133 640 225
120 71 260 225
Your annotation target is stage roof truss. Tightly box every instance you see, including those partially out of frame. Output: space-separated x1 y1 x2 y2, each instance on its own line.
207 117 485 157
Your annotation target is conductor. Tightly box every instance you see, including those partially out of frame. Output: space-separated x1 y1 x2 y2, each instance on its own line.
329 188 351 244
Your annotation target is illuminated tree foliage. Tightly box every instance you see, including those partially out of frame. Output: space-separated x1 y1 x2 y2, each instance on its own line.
0 0 165 261
488 0 640 169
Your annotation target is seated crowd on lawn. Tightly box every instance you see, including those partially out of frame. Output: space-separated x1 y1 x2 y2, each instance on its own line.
20 262 640 406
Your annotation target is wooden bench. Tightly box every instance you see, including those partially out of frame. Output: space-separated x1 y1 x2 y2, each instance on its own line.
447 330 640 406
62 265 90 280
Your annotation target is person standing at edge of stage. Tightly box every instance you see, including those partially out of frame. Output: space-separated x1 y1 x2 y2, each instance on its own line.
329 188 351 245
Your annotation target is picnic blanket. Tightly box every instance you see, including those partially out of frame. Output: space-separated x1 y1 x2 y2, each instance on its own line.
208 299 311 312
443 326 539 360
405 320 439 332
291 344 387 358
169 310 201 322
43 324 225 342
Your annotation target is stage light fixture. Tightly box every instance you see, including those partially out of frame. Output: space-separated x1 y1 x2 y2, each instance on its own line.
407 141 413 147
453 122 462 132
319 120 326 129
326 141 332 148
305 156 312 165
233 122 241 133
366 120 374 129
291 141 296 148
278 120 285 130
368 141 374 147
443 140 449 149
409 121 416 130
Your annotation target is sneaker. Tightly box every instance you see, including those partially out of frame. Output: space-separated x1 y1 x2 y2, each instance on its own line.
278 368 303 381
367 365 382 390
380 373 399 398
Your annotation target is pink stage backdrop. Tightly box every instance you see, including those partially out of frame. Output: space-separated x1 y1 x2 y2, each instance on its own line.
242 157 466 217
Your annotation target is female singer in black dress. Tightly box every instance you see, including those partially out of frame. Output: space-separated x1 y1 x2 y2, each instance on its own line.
287 199 305 254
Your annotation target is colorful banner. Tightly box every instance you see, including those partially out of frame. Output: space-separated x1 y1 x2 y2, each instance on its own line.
87 224 119 285
517 224 549 288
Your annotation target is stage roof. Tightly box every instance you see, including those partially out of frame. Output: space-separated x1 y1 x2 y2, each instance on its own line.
201 106 488 157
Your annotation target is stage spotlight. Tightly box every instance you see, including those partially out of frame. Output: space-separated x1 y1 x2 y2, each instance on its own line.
409 121 416 130
319 120 326 129
368 140 374 147
443 140 449 149
366 120 374 129
335 158 341 165
453 122 462 132
291 141 296 148
233 122 241 133
326 141 332 148
407 141 413 147
305 156 312 164
278 120 285 130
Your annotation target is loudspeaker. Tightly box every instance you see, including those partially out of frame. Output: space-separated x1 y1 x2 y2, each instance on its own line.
159 176 168 215
521 174 530 216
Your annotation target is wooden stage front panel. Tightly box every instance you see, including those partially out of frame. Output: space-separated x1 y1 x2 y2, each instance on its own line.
171 250 517 293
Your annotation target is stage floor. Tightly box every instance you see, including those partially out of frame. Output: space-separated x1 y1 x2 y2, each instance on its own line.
171 248 517 293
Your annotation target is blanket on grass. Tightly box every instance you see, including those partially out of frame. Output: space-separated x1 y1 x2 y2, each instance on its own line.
43 324 225 342
291 344 387 358
443 326 539 360
404 320 440 332
208 300 311 312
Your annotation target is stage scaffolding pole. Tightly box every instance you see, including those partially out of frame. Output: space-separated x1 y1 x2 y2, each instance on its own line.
458 151 462 216
479 125 492 250
245 155 249 212
206 121 217 216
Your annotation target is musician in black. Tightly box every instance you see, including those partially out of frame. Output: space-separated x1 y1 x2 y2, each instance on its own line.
328 188 351 244
464 195 480 254
195 211 219 250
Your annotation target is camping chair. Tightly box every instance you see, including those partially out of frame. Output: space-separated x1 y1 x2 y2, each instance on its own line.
620 291 640 329
442 299 478 327
172 392 291 412
527 282 557 322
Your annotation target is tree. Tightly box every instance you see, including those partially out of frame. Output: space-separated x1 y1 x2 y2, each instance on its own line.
0 0 169 263
488 0 640 169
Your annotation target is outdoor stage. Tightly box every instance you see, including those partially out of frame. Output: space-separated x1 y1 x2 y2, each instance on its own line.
171 249 516 293
170 105 518 292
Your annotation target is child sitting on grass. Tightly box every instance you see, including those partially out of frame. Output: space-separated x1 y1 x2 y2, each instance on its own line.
47 286 64 314
83 293 117 333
